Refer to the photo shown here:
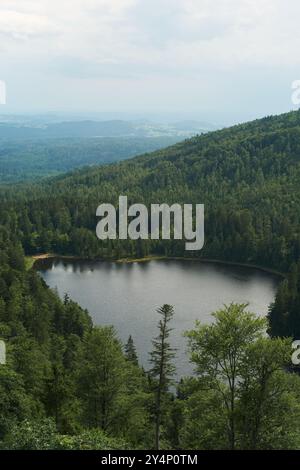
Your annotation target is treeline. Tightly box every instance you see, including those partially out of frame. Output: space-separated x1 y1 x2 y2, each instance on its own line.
1 110 299 274
0 235 152 449
269 261 300 338
0 136 180 183
1 235 300 449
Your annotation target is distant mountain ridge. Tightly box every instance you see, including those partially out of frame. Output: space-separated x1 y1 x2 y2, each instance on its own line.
0 136 182 183
0 118 217 140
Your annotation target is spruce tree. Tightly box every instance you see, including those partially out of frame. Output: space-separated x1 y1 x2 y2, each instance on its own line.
125 335 138 365
149 304 176 450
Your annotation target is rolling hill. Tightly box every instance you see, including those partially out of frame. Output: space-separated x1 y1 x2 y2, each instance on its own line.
0 110 299 274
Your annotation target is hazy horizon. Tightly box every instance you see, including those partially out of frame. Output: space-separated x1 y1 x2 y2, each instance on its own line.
1 1 300 126
0 108 298 129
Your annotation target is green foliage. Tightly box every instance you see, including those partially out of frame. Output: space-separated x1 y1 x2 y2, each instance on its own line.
268 261 300 338
0 111 300 449
149 304 176 449
77 326 128 430
1 418 128 450
0 367 32 440
1 110 299 275
57 428 129 450
183 304 300 449
150 305 176 390
125 335 138 365
0 137 180 183
1 419 59 450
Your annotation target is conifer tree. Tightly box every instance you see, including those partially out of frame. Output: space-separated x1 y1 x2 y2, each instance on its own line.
125 335 138 365
149 304 176 450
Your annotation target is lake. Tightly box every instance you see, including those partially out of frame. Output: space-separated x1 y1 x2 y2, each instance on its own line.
37 258 281 378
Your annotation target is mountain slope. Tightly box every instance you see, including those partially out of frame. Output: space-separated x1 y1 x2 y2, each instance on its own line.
2 110 300 271
0 136 181 183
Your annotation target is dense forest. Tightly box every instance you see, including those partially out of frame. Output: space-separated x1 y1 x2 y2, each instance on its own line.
0 136 180 182
268 261 300 338
1 238 300 449
0 110 300 449
2 110 300 272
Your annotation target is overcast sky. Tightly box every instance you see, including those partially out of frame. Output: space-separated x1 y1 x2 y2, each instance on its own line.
0 0 300 124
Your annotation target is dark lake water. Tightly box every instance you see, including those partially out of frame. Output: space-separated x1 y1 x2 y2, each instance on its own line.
37 258 280 378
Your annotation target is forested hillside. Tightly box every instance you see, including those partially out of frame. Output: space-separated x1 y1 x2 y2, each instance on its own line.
0 136 181 183
0 236 154 449
1 111 300 449
3 110 300 272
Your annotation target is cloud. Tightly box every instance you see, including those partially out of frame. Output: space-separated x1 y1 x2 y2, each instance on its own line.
0 0 299 117
1 0 300 72
0 10 58 39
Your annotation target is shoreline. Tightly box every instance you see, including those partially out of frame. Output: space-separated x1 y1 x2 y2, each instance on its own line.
30 253 285 278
